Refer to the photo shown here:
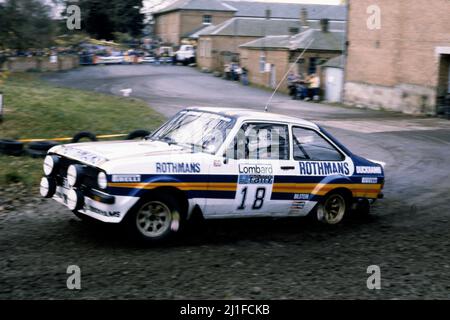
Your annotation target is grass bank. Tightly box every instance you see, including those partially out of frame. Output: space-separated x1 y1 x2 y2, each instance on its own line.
0 73 164 190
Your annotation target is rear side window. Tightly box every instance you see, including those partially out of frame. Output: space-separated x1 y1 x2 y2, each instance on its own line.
292 127 344 161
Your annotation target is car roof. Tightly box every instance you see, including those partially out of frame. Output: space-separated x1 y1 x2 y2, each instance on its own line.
186 107 319 129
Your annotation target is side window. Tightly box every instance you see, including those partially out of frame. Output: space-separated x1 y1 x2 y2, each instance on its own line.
292 127 344 161
227 123 289 160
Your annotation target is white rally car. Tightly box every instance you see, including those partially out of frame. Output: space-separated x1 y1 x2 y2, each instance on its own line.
40 108 385 242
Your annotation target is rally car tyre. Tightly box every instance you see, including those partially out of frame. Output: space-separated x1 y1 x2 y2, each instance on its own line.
0 139 24 156
125 192 182 243
126 129 150 140
71 131 97 143
316 191 349 225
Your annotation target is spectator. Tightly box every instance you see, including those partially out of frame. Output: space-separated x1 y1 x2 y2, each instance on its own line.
287 72 298 97
241 67 249 86
308 73 321 101
224 64 231 80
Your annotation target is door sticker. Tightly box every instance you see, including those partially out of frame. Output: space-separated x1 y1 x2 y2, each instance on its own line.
235 164 274 212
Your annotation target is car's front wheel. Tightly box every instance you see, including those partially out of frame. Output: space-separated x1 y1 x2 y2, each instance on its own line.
125 193 182 243
316 192 348 225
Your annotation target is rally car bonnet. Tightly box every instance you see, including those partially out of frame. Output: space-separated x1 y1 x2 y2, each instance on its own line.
49 140 191 167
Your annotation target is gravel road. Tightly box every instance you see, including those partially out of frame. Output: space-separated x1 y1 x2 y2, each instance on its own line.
1 65 449 299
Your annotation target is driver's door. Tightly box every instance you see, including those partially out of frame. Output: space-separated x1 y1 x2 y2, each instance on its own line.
205 122 294 217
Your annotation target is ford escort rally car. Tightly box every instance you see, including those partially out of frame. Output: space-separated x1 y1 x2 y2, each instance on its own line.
40 107 385 242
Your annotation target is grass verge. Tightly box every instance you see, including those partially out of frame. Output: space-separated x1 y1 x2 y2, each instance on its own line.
0 73 165 192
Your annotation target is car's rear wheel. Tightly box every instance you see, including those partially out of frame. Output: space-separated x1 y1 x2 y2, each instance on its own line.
316 192 348 225
126 193 182 243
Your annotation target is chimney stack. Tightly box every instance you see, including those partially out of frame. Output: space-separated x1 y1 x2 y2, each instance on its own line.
320 18 329 32
300 7 309 30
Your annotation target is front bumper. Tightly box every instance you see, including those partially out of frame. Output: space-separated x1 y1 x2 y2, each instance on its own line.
53 185 138 223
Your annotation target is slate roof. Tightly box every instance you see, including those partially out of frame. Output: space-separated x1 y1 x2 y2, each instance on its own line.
240 28 345 51
154 0 237 15
193 17 346 38
154 0 347 21
321 55 345 68
185 24 219 39
225 1 347 21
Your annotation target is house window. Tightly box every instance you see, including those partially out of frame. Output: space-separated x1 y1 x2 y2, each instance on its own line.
259 53 266 73
203 15 212 25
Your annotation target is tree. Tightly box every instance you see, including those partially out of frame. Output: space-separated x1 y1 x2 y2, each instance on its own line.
73 0 144 40
0 0 55 50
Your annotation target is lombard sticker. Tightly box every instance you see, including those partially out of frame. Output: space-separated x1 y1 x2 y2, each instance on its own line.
239 164 273 175
294 193 310 200
299 161 351 176
156 162 201 173
356 166 382 174
111 174 141 183
238 164 273 185
362 177 378 184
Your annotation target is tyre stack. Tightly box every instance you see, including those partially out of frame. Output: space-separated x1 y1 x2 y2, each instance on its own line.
0 139 24 156
26 141 60 158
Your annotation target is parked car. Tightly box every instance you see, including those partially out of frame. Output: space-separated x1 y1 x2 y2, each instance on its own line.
140 55 156 64
40 107 385 243
96 52 124 65
175 45 196 65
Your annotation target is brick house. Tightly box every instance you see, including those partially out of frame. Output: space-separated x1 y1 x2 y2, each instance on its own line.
344 0 450 115
153 0 236 45
195 3 346 73
239 21 345 92
196 18 303 72
153 0 347 47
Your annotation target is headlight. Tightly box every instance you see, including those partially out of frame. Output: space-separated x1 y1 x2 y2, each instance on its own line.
97 172 108 190
67 188 84 211
67 164 83 188
40 177 56 198
43 155 59 176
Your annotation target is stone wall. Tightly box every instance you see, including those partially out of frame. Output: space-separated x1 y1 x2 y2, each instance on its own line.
345 0 450 114
5 55 79 72
345 82 436 114
197 35 258 72
154 11 181 45
239 48 290 92
154 10 234 46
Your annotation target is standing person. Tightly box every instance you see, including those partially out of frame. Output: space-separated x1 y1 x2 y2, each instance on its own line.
309 73 321 101
224 64 231 80
241 67 249 86
297 73 309 100
287 72 298 97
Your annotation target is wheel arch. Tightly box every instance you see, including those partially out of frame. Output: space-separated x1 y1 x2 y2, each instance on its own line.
138 186 190 220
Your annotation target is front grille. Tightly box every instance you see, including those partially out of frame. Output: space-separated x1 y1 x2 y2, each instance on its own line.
55 156 100 190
